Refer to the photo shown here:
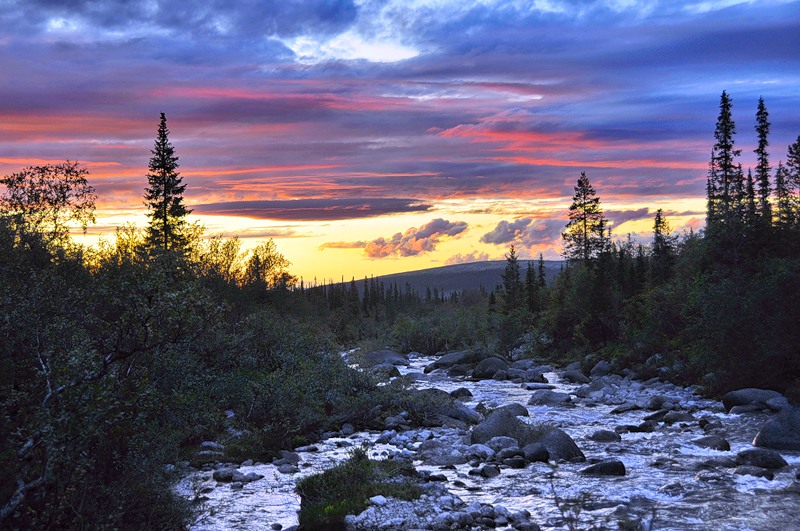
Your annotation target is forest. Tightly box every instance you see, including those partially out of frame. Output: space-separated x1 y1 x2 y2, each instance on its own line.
1 93 799 528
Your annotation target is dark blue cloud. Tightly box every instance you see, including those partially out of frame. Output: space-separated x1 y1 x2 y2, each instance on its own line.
193 198 431 221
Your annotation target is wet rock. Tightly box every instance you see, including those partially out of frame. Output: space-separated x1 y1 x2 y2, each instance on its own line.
659 481 685 496
485 436 519 453
647 395 668 411
693 435 730 451
589 429 621 442
504 456 527 468
722 388 785 412
735 465 774 480
369 362 401 379
213 468 245 483
480 464 501 478
362 349 409 368
466 443 495 460
230 481 243 490
473 356 509 379
496 403 529 417
580 459 626 476
522 382 557 390
278 450 301 465
590 360 612 378
729 404 767 415
754 405 800 451
736 448 787 470
424 350 473 373
536 428 585 462
522 443 550 463
450 387 473 400
528 390 571 406
663 411 696 424
610 402 639 416
470 409 528 445
277 464 299 474
562 369 590 384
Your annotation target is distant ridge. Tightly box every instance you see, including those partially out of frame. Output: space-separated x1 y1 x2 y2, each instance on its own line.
363 260 562 295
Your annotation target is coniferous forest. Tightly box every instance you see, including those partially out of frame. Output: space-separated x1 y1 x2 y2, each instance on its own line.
2 92 799 528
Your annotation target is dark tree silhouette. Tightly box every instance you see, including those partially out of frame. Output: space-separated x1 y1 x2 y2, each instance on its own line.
754 97 772 225
562 171 607 261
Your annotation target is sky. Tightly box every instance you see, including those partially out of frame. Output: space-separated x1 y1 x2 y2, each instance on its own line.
1 0 799 281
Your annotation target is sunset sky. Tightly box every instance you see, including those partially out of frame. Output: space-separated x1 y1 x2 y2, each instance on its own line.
1 0 799 281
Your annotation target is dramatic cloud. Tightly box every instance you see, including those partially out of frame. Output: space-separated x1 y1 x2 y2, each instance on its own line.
445 250 491 265
481 216 565 252
606 208 651 226
362 218 468 258
193 198 430 221
480 218 534 245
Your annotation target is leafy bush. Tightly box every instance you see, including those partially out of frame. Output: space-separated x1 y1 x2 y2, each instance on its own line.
296 447 420 529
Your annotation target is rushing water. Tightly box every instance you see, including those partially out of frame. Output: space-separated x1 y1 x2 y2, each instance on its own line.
179 355 800 530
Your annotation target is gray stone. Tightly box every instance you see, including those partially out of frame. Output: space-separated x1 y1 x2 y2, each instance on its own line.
722 388 785 412
521 443 549 463
480 464 501 478
734 465 774 480
369 495 388 506
450 387 473 400
213 468 244 483
200 441 225 451
693 435 730 451
496 402 529 417
528 390 571 406
522 382 557 390
424 350 473 373
590 360 612 378
736 448 787 469
369 363 401 379
485 436 519 453
537 428 585 462
473 356 510 379
562 369 590 384
663 411 696 424
362 349 409 368
754 405 800 451
589 430 621 442
580 459 626 476
277 464 299 474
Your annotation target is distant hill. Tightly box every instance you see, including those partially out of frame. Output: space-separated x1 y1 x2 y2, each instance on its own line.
366 260 563 296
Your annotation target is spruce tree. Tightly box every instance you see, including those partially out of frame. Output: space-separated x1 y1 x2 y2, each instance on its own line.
754 97 772 225
525 260 537 312
650 209 676 282
774 162 794 229
745 169 757 228
537 253 546 287
707 91 742 230
787 135 800 227
144 113 191 252
562 171 607 262
502 245 523 313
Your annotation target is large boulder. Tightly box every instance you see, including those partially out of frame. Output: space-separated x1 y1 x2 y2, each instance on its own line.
528 390 572 406
562 369 590 384
722 388 785 413
495 403 529 417
424 350 474 373
472 357 509 379
470 410 528 445
536 428 585 462
753 405 800 451
736 448 787 470
590 360 612 378
412 388 482 425
362 349 409 368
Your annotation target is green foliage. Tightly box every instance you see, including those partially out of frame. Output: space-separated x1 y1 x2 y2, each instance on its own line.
296 447 420 530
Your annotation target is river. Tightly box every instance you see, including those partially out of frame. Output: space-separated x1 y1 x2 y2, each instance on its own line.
179 354 800 530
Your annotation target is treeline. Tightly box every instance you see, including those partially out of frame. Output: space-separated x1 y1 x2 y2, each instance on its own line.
490 91 800 396
0 116 431 528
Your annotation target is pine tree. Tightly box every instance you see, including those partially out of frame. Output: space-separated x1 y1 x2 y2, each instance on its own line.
745 169 757 229
650 209 676 282
537 253 546 287
774 162 794 229
787 135 800 227
754 97 772 225
144 113 191 252
562 171 607 262
707 91 742 230
525 260 537 312
502 245 523 313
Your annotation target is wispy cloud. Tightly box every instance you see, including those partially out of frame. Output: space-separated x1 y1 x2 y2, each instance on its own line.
193 198 431 221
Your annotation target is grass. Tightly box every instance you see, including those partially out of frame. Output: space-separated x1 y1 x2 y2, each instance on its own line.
296 447 420 530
